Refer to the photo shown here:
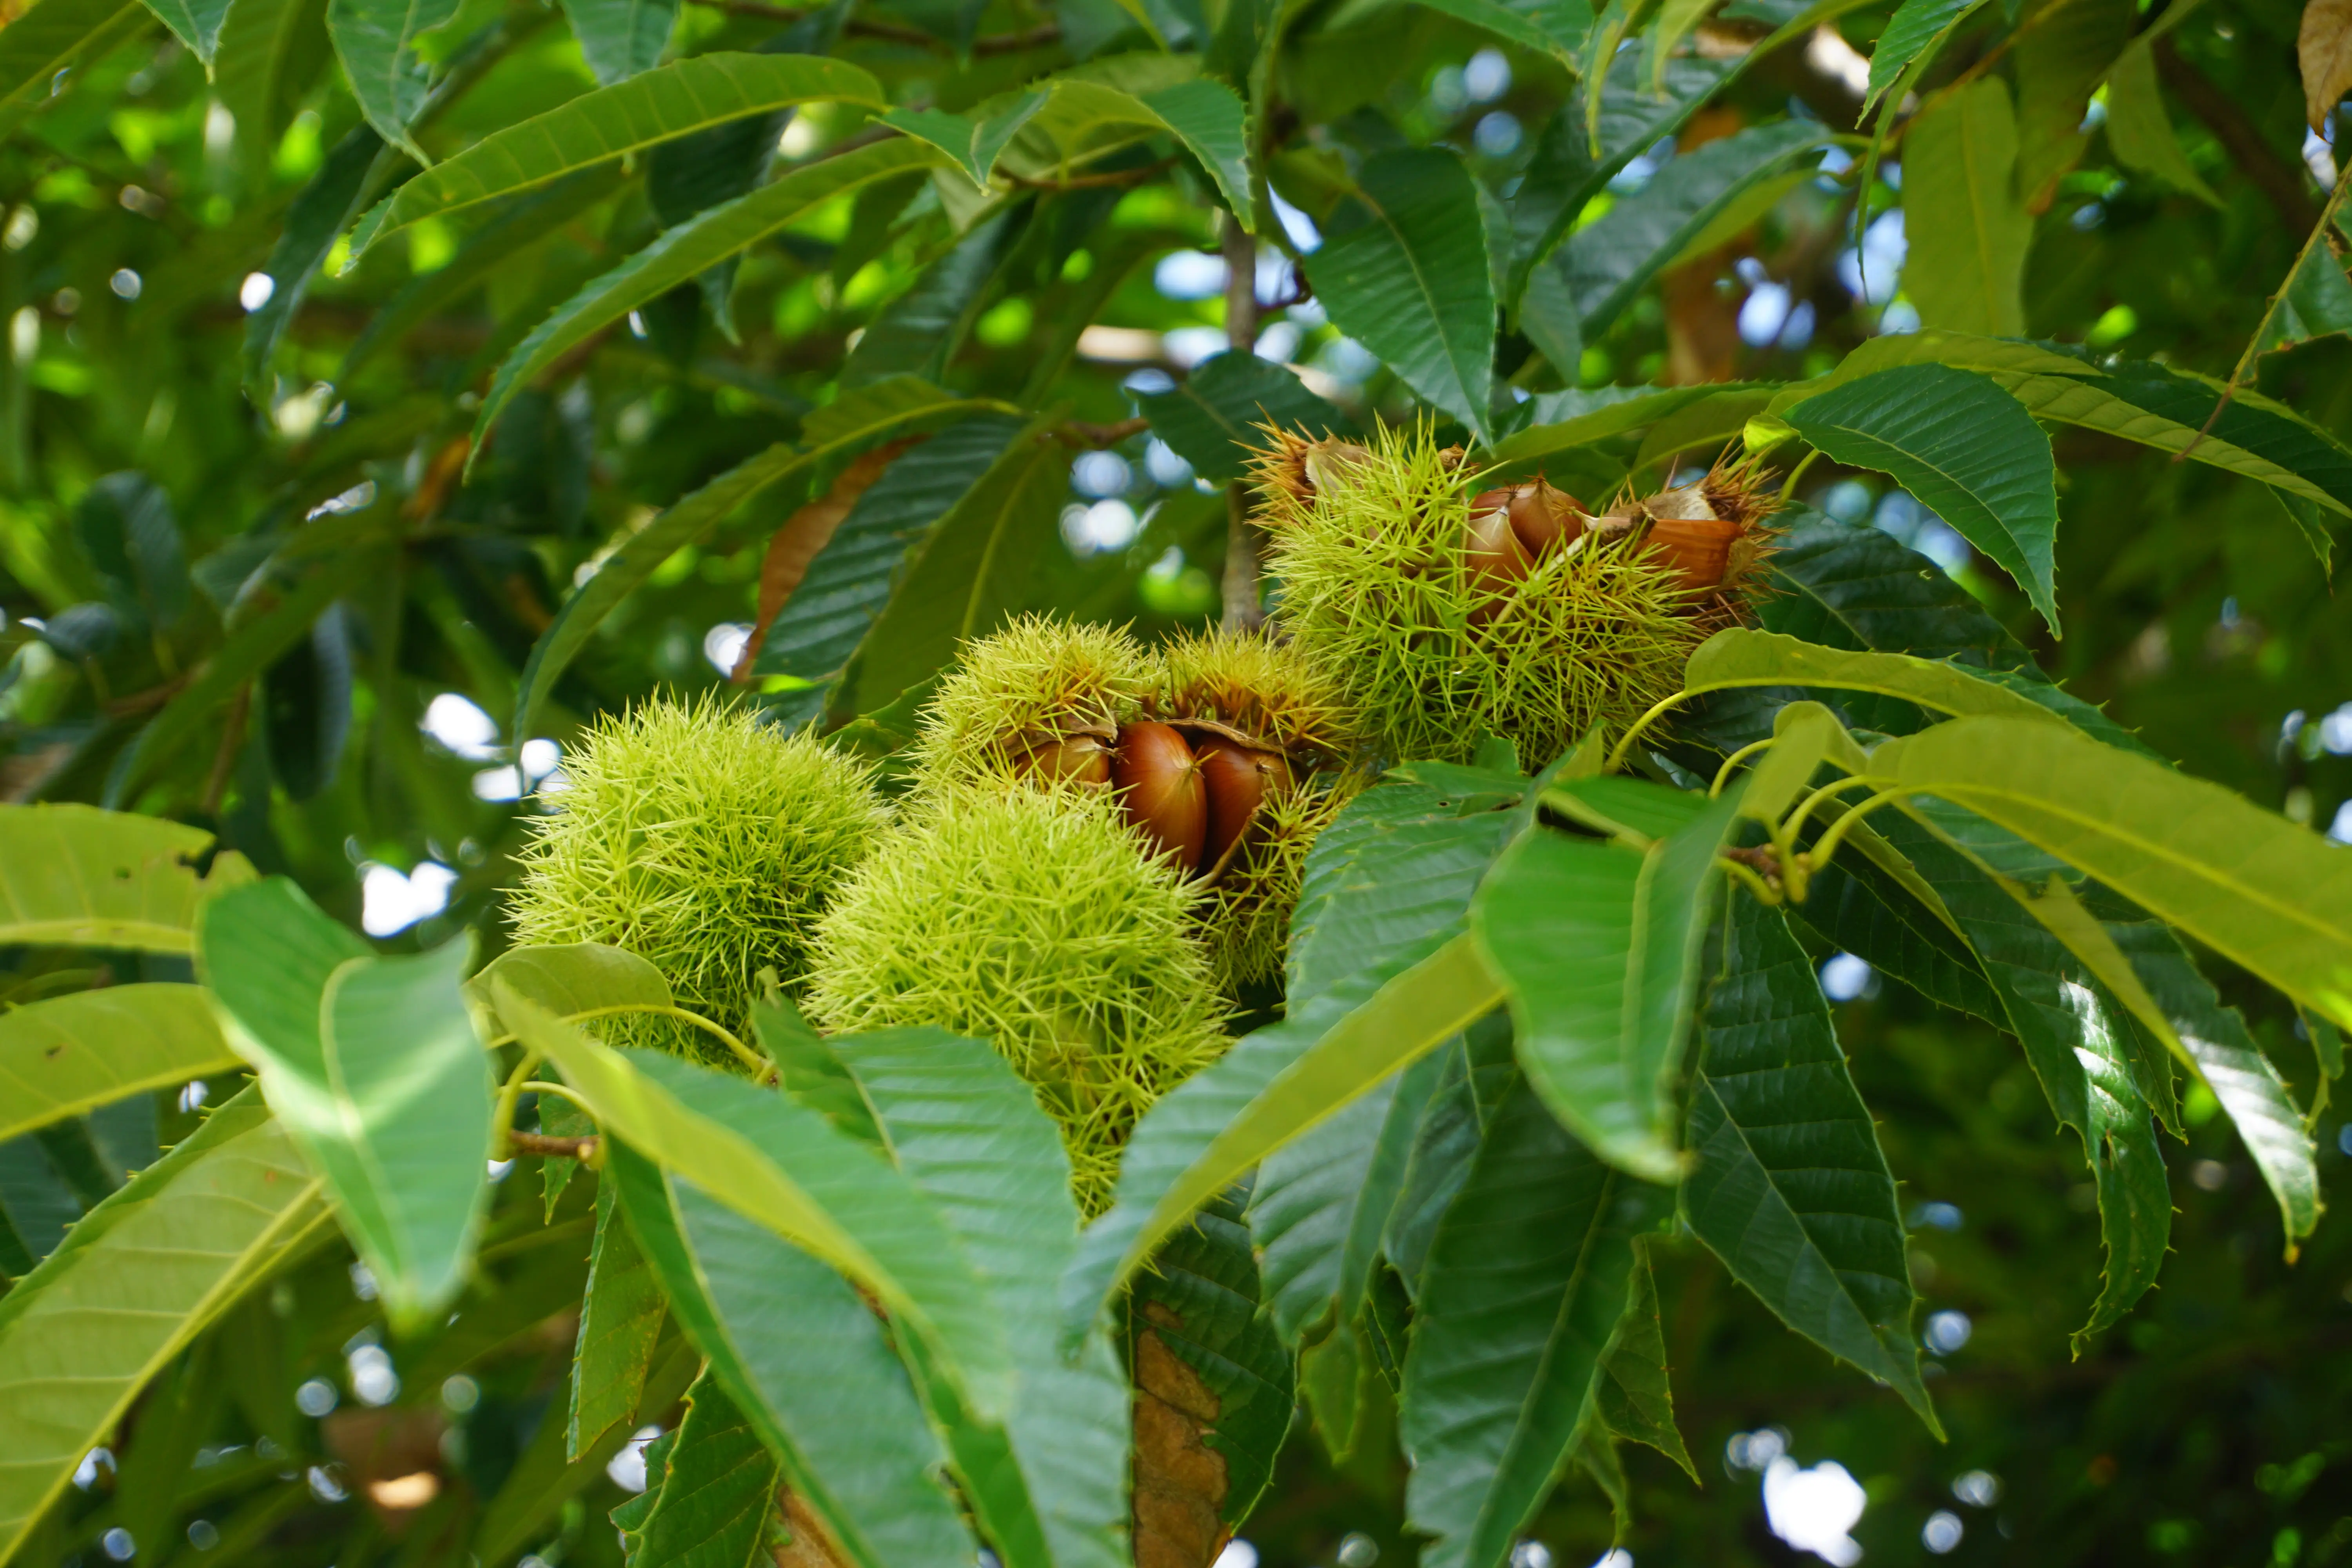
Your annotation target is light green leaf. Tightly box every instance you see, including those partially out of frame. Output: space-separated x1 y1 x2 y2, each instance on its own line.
610 1142 979 1568
0 1090 331 1560
347 53 888 255
829 413 1066 720
138 0 232 63
1060 935 1505 1344
1646 0 1719 89
1471 788 1742 1183
1866 0 1986 109
1401 1077 1672 1568
1866 716 2352 1030
1486 385 1760 465
1554 120 1830 336
882 94 1045 189
1129 76 1253 221
1302 147 1495 440
1137 350 1354 485
515 376 999 740
812 1025 1127 1568
621 1371 777 1568
501 990 1017 1420
198 878 493 1331
568 1177 668 1459
2103 37 2220 205
1685 896 1938 1424
468 940 675 1024
477 137 947 446
0 805 247 953
0 984 238 1145
559 0 676 84
2258 239 2352 354
1901 76 2030 337
211 0 332 182
1784 363 2062 632
1683 628 2077 728
324 0 458 158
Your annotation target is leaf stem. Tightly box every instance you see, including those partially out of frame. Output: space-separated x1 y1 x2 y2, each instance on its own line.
491 1050 544 1160
1778 447 1824 501
1710 737 1778 797
1796 784 1914 895
1606 690 1696 772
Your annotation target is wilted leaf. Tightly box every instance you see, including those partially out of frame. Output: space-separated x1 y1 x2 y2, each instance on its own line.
2301 0 2352 130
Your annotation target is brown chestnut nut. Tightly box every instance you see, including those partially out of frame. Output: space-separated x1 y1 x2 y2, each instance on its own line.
1505 478 1588 559
1464 491 1534 625
1111 722 1207 873
1196 741 1294 874
1016 734 1112 787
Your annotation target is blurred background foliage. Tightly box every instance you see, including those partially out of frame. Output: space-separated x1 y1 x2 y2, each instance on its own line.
4 0 2352 1559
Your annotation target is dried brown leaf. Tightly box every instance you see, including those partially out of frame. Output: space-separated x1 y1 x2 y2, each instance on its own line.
2300 0 2352 131
1131 1306 1230 1568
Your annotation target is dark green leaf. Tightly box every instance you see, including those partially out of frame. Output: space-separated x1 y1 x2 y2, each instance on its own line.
842 212 1015 388
243 123 389 391
323 0 457 158
623 1371 779 1568
1785 364 2062 632
1400 1076 1671 1568
260 598 353 800
1303 148 1494 439
1865 0 1986 109
140 0 232 59
1764 509 2036 669
1138 350 1353 484
570 1176 669 1459
560 0 677 84
1592 1243 1695 1479
0 0 148 130
1685 895 1938 1423
75 472 189 629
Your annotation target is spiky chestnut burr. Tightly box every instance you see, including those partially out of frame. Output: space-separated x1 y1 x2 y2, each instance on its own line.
506 695 889 1064
1254 423 1771 768
802 783 1230 1216
909 615 1156 791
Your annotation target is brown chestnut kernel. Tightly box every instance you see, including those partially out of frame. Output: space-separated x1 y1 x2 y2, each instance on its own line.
1644 512 1740 593
1112 722 1207 873
1464 493 1534 624
1196 742 1294 873
1506 479 1588 559
1017 734 1112 787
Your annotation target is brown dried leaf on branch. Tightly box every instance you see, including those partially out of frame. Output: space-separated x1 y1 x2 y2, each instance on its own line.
2300 0 2352 130
730 438 920 682
1131 1303 1231 1568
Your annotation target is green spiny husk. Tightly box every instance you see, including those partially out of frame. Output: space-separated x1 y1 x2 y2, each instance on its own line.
803 782 1231 1215
1197 770 1363 991
1258 422 1711 767
1151 625 1359 763
506 694 889 1064
909 614 1155 790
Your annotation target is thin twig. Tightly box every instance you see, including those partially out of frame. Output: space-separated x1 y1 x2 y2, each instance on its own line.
1063 416 1149 448
1220 216 1266 632
200 683 251 818
509 1130 600 1159
2182 154 2352 457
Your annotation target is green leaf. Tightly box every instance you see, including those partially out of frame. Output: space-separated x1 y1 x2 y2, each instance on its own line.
987 62 1251 220
2102 37 2220 205
1682 628 2076 728
1471 788 1742 1183
829 414 1066 719
1865 0 1985 110
1485 385 1751 465
1303 147 1495 440
611 1142 980 1568
0 1090 330 1560
0 984 238 1145
502 991 1017 1419
2091 918 2320 1248
139 0 232 62
344 165 630 376
2258 241 2352 354
559 0 676 84
1060 934 1505 1345
347 53 888 255
623 1371 778 1568
0 0 149 131
1784 363 2061 633
1900 77 2030 337
1761 509 2036 669
210 0 331 183
1685 896 1938 1424
1846 808 2170 1340
1592 1243 1695 1478
842 212 1015 389
1250 1050 1441 1343
1401 1076 1672 1568
1866 716 2352 1030
1134 1184 1298 1526
749 417 1020 687
1414 0 1586 66
2009 0 2132 205
815 1025 1128 1568
477 137 947 446
468 940 676 1024
242 122 386 390
324 0 458 158
514 376 997 740
1129 76 1253 220
0 804 245 952
1553 120 1829 336
1384 1027 1510 1295
1137 350 1354 485
569 1177 669 1459
198 877 493 1330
